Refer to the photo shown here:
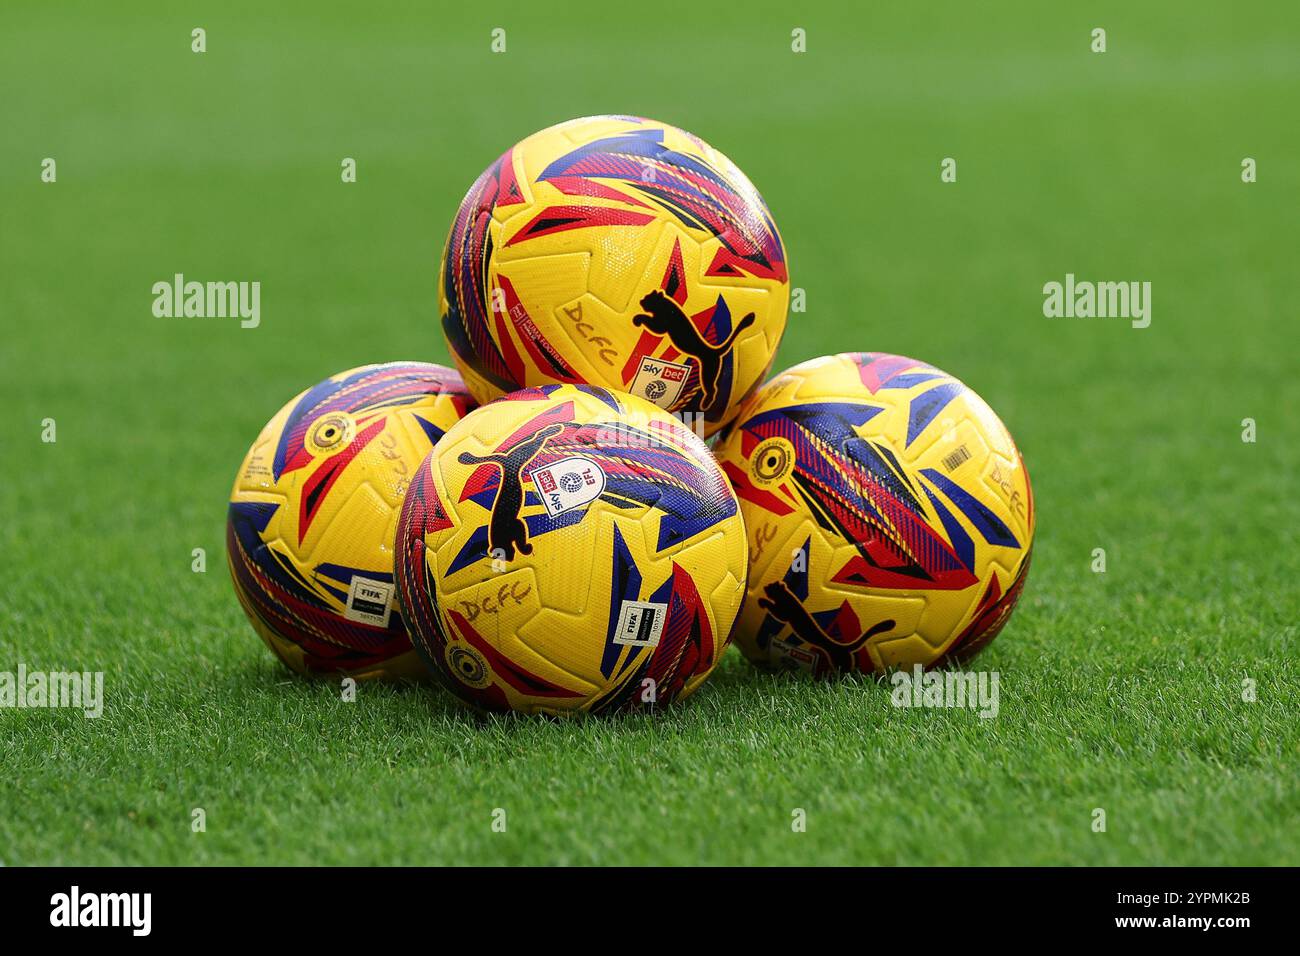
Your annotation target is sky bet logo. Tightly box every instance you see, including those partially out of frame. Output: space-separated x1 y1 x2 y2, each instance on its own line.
631 355 690 408
49 886 152 936
531 456 605 518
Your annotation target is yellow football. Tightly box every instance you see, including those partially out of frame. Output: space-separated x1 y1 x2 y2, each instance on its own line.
226 362 475 679
440 115 789 437
715 353 1034 677
395 384 747 714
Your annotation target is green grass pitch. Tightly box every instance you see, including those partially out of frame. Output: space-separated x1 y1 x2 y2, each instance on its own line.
1 1 1297 865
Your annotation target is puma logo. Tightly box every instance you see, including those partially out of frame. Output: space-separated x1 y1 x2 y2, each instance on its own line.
632 290 755 414
458 423 563 561
757 580 894 674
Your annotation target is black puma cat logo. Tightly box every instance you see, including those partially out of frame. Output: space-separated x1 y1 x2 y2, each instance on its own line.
757 580 894 674
457 423 564 561
632 290 755 414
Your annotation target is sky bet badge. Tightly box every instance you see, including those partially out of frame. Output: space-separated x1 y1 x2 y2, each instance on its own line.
530 456 606 517
631 355 692 409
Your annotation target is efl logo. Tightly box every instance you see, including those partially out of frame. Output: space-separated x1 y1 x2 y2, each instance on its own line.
631 356 691 408
530 456 606 517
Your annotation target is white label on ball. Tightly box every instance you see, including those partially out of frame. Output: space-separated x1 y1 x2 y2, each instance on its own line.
529 456 606 518
345 576 393 627
770 638 818 673
631 356 691 409
613 600 668 648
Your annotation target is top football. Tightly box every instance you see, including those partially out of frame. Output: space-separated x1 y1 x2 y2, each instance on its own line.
439 115 789 437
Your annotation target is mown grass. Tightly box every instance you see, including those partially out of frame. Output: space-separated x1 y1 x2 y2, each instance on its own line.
1 0 1296 864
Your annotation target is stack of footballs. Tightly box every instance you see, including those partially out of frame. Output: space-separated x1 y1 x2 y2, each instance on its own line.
226 116 1035 717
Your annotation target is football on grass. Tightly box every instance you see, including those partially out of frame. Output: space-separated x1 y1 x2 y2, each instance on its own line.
715 352 1034 677
395 384 746 714
226 362 474 679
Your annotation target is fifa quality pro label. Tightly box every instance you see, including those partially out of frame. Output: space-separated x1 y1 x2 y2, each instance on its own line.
530 456 607 518
613 600 669 648
631 356 692 409
344 576 394 627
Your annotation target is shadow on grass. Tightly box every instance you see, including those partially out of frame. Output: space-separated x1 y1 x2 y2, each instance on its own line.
203 644 900 742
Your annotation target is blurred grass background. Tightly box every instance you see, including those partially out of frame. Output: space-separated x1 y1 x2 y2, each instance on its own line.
1 0 1296 864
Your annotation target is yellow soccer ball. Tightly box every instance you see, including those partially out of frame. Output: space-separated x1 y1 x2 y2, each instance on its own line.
226 362 475 679
715 353 1034 677
395 384 747 714
440 115 789 437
